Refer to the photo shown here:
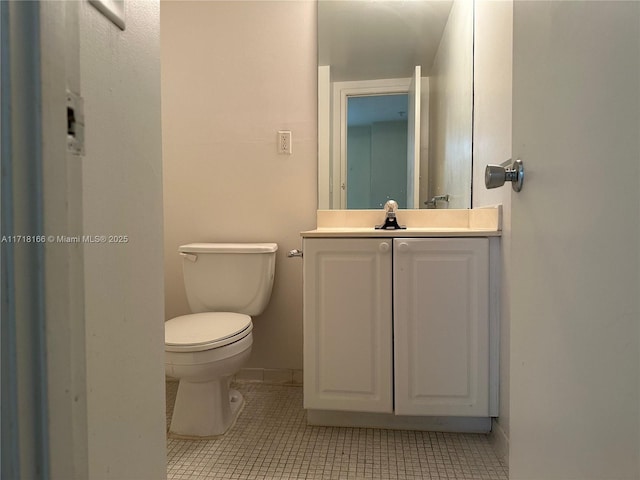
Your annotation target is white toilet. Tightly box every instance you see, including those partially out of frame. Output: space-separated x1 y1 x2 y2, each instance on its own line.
164 242 277 437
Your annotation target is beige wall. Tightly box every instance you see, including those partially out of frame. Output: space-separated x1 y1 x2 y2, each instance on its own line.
428 0 473 209
161 1 317 369
80 1 167 478
472 0 513 462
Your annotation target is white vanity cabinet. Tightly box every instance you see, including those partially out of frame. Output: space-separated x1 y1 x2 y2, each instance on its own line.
393 238 489 417
303 236 491 419
302 238 393 413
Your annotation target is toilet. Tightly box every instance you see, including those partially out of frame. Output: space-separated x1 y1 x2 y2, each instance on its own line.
164 242 277 437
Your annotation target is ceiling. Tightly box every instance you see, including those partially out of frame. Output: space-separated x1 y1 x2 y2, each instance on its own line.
318 0 454 82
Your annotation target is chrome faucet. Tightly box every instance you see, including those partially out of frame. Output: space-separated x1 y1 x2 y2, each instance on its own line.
375 199 405 230
424 194 450 209
384 200 398 218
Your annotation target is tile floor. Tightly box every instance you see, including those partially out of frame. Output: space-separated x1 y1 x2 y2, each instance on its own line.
166 381 508 480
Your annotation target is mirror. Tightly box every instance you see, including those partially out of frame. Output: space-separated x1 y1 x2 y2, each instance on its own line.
318 0 473 210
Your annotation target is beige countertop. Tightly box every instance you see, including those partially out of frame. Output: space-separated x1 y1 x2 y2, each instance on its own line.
301 227 501 238
301 207 502 238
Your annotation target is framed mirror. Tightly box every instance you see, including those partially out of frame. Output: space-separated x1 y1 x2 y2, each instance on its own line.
318 0 473 210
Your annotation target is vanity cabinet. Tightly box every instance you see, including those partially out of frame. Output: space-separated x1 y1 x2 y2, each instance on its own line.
393 238 489 417
303 238 393 413
303 236 490 418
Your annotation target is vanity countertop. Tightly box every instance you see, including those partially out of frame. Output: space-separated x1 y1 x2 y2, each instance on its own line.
301 207 502 238
301 227 501 238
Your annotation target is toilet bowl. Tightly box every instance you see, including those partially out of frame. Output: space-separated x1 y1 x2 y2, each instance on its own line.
165 243 277 437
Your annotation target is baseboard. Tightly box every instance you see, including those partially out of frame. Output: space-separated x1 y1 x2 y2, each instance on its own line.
307 409 492 433
167 368 303 386
233 367 303 386
490 418 509 466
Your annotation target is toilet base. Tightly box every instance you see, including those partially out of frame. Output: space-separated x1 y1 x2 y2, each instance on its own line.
169 378 245 438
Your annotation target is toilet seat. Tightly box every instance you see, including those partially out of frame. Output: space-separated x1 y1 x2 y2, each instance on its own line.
165 312 252 353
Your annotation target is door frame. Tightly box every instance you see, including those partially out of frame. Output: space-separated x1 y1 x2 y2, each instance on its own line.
1 1 88 478
1 1 50 477
332 78 411 209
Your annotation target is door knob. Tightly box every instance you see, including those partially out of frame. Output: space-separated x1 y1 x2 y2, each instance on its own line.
485 159 524 192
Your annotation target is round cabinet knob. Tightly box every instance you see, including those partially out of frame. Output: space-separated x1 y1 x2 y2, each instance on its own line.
379 242 390 253
397 242 409 252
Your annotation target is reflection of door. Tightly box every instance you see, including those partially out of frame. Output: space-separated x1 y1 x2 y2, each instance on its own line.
406 65 421 208
344 66 421 209
509 1 639 478
331 68 422 209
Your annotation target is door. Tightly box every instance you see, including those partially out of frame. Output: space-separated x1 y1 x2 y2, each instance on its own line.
393 238 489 417
509 2 640 478
303 238 393 413
333 74 419 209
406 65 421 208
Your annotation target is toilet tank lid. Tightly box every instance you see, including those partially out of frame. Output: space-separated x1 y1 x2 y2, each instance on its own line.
178 243 278 254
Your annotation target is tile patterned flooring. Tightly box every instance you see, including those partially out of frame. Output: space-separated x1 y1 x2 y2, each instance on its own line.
166 382 508 480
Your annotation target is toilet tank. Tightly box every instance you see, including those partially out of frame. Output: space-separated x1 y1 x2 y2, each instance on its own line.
178 243 278 316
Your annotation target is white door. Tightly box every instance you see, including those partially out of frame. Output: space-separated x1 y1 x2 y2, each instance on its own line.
317 65 331 209
406 65 421 209
509 2 640 478
407 65 422 208
393 238 489 417
303 238 393 413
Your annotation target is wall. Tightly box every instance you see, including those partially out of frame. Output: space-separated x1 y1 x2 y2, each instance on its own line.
428 0 473 209
471 0 513 463
80 1 167 478
161 1 317 370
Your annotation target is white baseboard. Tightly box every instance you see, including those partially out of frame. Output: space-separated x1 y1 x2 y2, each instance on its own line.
490 418 509 466
166 368 303 386
307 409 492 433
233 368 303 386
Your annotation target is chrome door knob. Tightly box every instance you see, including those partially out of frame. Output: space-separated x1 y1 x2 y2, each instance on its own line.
485 159 524 192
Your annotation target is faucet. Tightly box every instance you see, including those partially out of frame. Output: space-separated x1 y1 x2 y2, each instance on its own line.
424 194 450 209
375 199 406 230
384 199 398 218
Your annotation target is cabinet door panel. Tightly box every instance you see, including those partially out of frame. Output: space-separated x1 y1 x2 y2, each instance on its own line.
394 238 489 416
303 238 393 412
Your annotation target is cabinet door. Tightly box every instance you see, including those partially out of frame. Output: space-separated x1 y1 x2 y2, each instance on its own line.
394 238 489 416
303 238 393 412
